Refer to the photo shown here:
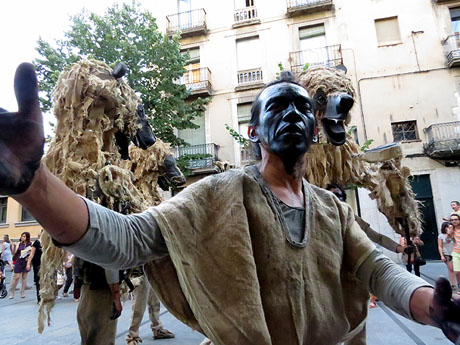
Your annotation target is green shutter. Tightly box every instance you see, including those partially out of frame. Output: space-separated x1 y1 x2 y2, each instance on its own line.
299 24 325 40
237 103 252 123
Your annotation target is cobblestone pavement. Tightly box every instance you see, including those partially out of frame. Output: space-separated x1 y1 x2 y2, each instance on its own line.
0 262 454 345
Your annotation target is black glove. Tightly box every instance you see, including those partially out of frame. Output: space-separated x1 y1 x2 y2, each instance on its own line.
0 63 44 195
429 277 460 343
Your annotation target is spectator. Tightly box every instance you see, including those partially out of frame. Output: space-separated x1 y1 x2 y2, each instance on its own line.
1 234 14 272
450 213 460 294
442 200 460 221
401 236 425 277
9 232 32 299
62 251 74 297
438 222 456 289
27 229 43 303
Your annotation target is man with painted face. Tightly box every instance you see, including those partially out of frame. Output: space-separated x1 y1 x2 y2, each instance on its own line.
2 65 460 345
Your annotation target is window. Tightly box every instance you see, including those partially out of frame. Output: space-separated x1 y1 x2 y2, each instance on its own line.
181 47 201 84
298 24 327 67
235 0 255 8
0 197 7 223
178 115 206 147
450 7 460 33
237 103 252 139
181 47 200 64
391 121 419 142
21 207 35 222
375 17 401 46
236 36 261 71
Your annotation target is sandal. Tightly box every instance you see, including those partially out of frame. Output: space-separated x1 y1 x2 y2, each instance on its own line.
126 335 142 345
153 328 175 339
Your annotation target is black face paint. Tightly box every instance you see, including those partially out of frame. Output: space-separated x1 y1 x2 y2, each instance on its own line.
255 83 316 174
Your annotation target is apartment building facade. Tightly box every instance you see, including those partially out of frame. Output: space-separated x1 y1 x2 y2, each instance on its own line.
0 196 41 241
149 0 460 260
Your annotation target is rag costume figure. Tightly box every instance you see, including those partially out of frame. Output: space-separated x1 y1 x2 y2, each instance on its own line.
2 64 460 345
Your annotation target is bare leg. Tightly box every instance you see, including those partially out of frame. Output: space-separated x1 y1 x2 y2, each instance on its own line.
447 261 456 287
20 272 28 297
455 271 460 289
9 273 20 298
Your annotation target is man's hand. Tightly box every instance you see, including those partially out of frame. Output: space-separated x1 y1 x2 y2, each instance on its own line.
0 63 44 195
109 282 122 320
429 278 460 343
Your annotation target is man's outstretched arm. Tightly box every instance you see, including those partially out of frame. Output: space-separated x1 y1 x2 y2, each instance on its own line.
358 251 460 343
14 164 90 245
0 63 89 244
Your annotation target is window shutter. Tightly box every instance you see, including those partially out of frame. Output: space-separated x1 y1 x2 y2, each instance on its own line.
299 24 325 40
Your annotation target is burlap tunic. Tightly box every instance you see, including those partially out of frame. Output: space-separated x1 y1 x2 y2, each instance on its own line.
63 167 427 345
145 166 374 345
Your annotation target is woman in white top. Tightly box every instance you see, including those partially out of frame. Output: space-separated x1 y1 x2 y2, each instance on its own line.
438 221 456 288
1 235 14 271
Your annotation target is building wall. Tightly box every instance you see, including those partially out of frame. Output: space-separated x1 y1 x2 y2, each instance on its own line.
152 0 460 243
0 197 41 241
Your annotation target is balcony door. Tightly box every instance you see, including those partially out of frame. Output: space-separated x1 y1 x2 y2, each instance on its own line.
235 0 255 9
451 7 460 33
177 0 195 29
298 24 328 68
409 175 439 260
178 115 206 151
182 47 201 85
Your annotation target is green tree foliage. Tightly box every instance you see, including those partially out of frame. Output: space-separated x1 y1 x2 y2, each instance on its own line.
225 124 248 148
34 1 209 146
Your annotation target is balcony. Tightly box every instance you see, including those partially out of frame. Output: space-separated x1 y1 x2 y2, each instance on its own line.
174 143 220 173
424 121 460 164
289 44 342 73
233 6 260 28
235 68 264 91
178 67 212 96
442 34 460 68
286 0 333 17
166 8 207 38
240 146 255 167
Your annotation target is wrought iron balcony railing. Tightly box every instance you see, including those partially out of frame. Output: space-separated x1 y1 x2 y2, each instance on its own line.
442 34 460 68
237 68 263 87
166 8 207 37
174 143 219 170
424 121 460 160
289 44 342 73
286 0 333 15
234 6 259 24
178 67 212 95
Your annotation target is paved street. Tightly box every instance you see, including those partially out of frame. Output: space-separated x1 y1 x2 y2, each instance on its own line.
0 261 454 345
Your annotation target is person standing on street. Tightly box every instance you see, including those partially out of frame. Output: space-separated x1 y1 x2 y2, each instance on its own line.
27 229 43 303
450 213 460 294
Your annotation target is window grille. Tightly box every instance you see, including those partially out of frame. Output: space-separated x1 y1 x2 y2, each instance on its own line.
391 121 418 142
